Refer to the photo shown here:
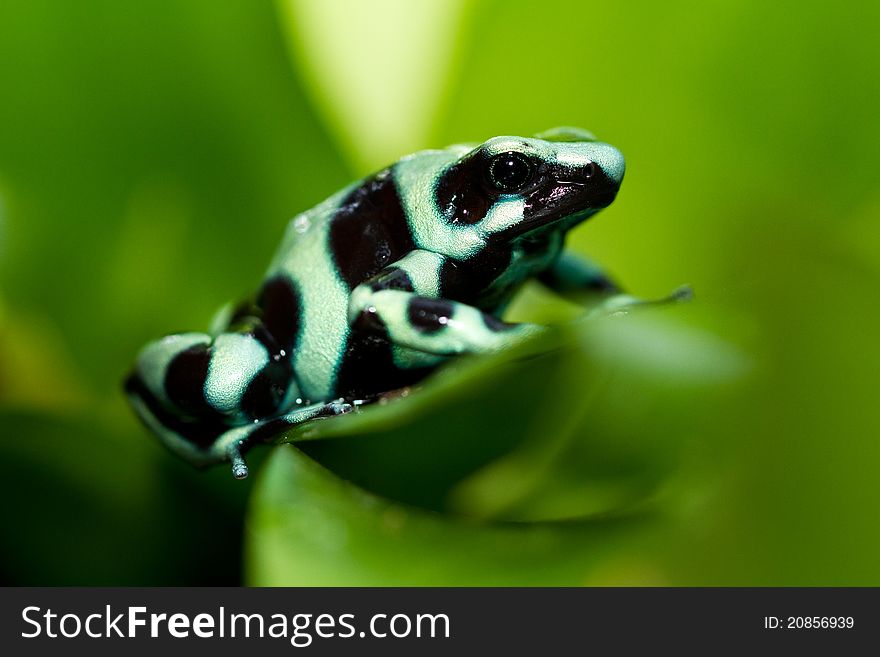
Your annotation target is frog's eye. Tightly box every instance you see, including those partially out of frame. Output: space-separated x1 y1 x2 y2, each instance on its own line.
487 152 535 193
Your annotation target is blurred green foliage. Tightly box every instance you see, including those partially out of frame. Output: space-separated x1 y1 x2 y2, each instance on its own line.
1 0 878 585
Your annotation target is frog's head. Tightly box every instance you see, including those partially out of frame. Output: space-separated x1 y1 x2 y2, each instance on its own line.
433 128 625 250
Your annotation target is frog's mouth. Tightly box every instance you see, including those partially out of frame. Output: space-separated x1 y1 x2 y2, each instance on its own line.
496 181 619 241
530 160 619 218
590 190 619 209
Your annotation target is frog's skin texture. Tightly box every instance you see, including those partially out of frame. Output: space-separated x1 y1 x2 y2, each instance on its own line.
124 128 626 478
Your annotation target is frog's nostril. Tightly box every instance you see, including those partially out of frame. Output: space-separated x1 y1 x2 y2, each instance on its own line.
583 162 596 179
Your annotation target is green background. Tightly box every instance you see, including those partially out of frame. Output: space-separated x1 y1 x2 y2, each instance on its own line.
0 0 877 585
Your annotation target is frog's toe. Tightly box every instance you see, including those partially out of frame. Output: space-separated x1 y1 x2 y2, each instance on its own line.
231 460 249 480
329 400 355 415
668 284 694 303
227 440 250 479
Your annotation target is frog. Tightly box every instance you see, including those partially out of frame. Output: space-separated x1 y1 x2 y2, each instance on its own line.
124 127 637 479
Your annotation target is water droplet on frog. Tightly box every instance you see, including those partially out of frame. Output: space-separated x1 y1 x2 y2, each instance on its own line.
293 215 310 233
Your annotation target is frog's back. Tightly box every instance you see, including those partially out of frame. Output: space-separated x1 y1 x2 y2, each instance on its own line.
259 149 460 401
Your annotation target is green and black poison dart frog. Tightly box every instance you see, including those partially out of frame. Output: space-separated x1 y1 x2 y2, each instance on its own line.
124 127 630 479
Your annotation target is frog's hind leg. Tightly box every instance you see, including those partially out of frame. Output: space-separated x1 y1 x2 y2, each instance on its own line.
125 325 352 478
208 400 353 479
126 378 352 479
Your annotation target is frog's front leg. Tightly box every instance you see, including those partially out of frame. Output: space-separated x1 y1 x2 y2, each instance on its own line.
540 251 692 316
349 285 541 355
347 250 541 355
538 250 622 300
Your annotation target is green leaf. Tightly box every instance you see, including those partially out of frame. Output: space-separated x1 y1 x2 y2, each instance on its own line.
247 308 748 584
247 444 661 586
0 411 252 584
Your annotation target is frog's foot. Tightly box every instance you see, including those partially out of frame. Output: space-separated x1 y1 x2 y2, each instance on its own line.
222 399 353 479
586 284 693 319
